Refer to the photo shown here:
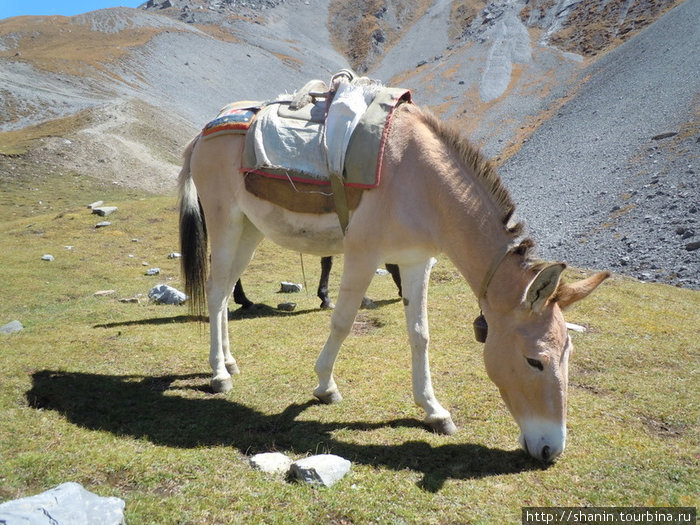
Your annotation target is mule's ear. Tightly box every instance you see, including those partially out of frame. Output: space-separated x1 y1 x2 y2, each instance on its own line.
524 263 566 314
555 271 611 309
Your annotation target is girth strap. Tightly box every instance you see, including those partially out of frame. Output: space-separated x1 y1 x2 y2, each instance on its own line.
330 172 350 234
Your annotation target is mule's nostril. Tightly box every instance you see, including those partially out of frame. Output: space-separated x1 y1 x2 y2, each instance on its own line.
541 445 551 462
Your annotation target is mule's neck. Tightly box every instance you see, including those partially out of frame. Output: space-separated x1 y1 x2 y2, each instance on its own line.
412 120 527 308
435 179 525 309
386 104 530 308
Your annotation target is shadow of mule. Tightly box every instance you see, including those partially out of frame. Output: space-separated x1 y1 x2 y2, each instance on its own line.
27 370 542 491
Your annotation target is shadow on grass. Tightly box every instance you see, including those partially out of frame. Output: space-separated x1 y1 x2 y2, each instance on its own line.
27 370 542 491
93 298 403 327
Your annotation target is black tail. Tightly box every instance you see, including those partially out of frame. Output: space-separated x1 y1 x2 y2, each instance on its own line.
178 136 208 319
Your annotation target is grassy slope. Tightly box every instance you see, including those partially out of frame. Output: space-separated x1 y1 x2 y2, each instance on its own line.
0 165 697 524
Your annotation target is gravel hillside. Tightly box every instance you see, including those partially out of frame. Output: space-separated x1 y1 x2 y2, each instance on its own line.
500 0 699 288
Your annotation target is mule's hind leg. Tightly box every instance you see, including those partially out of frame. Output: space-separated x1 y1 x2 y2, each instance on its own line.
317 256 335 309
401 260 456 435
207 215 263 393
314 252 379 404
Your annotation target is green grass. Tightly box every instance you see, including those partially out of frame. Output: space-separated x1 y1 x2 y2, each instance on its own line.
0 163 698 524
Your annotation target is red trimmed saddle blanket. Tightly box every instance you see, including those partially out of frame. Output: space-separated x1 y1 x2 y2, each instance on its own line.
200 75 410 189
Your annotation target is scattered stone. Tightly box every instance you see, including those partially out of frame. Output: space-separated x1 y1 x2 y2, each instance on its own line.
1 320 23 334
92 206 118 217
41 254 54 261
291 454 351 487
249 452 293 475
148 284 186 305
119 297 141 304
87 200 104 209
145 268 161 275
565 322 586 333
280 282 303 293
95 221 112 228
360 297 376 309
277 302 297 311
651 132 678 141
167 252 182 259
375 268 389 276
94 290 116 296
0 482 125 525
685 241 700 252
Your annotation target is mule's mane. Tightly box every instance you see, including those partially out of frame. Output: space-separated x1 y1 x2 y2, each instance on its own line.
412 106 546 270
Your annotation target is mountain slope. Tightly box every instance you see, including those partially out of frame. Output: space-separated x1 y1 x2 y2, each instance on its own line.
0 0 697 287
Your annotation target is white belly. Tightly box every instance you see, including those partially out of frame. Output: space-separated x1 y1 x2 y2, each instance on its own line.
240 192 345 256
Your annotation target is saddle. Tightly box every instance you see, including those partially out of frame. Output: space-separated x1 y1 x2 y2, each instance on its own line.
201 71 411 232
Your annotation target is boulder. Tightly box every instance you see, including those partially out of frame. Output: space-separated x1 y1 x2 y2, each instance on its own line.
148 284 186 305
0 482 125 525
290 454 351 487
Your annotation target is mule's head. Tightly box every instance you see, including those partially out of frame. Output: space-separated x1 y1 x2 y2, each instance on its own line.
481 263 609 463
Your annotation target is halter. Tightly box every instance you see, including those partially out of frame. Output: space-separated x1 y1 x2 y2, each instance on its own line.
473 241 517 343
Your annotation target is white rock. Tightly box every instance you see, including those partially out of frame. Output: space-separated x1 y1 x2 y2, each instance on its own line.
291 454 351 487
148 284 186 305
0 482 125 525
87 200 104 209
1 320 24 334
92 206 118 217
41 254 54 261
167 252 182 259
95 221 111 228
94 290 116 296
280 281 303 293
145 268 161 276
277 302 297 311
249 452 293 475
565 322 586 333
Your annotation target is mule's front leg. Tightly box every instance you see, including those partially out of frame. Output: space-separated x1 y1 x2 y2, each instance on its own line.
401 260 456 435
314 253 377 404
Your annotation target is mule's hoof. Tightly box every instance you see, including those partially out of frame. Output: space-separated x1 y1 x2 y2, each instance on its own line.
211 376 233 394
314 389 343 404
225 362 240 375
426 416 457 436
320 300 335 310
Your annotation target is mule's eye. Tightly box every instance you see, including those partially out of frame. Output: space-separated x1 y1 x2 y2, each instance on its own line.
526 357 544 371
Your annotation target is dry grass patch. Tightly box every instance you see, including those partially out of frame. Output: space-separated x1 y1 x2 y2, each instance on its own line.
0 111 92 156
0 15 167 79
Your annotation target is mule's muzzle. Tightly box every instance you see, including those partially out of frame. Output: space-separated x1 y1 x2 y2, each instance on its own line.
519 431 564 464
473 313 488 343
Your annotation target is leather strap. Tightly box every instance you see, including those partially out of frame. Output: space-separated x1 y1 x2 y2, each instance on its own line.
330 172 350 234
477 241 517 301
